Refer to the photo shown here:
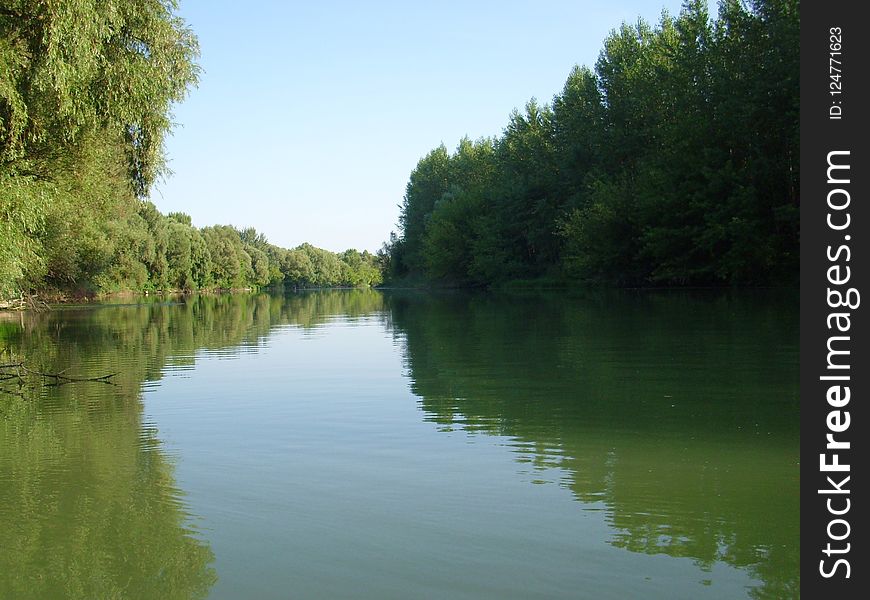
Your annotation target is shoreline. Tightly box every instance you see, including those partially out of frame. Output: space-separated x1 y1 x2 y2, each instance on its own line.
0 285 384 312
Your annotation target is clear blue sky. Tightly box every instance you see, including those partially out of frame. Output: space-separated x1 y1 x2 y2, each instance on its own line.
156 0 686 253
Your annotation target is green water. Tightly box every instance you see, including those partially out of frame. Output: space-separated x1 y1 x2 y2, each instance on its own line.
0 290 799 599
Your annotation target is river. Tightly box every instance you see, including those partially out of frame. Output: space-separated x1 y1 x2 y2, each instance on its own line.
0 289 798 599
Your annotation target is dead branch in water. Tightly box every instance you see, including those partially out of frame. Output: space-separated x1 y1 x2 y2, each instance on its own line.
0 362 117 393
23 366 117 382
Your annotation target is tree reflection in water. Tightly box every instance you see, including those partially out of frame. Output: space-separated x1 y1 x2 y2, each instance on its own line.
1 289 797 599
387 289 799 599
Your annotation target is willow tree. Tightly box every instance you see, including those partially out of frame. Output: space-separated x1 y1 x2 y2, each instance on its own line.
0 0 200 295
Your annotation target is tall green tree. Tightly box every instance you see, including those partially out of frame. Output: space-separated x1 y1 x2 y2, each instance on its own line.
397 145 450 274
0 0 200 296
423 137 495 282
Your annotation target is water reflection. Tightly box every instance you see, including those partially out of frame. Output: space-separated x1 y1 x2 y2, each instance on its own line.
1 289 798 599
386 289 799 599
0 373 216 599
0 290 385 599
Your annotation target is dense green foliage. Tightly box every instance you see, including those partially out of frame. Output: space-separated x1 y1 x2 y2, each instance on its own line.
386 0 798 286
0 0 197 296
81 202 384 293
1 2 380 298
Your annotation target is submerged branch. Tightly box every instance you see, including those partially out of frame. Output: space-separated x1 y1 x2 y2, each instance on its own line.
20 365 118 382
0 362 117 394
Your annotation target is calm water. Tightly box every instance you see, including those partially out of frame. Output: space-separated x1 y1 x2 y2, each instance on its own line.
0 289 799 599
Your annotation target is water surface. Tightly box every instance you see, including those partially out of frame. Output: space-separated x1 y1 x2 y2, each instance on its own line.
0 289 799 599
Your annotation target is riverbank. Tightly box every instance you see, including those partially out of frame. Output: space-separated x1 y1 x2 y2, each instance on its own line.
0 284 387 312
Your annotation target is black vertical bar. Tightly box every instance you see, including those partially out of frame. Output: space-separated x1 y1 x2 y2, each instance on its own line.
801 0 868 597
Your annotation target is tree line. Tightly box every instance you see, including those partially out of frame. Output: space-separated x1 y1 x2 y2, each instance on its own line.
0 1 380 299
384 0 798 287
57 201 384 293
